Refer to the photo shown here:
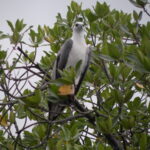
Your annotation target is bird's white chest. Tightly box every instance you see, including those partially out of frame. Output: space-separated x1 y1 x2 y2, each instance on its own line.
66 42 87 68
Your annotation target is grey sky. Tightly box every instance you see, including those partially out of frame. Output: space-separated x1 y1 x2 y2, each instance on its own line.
0 0 149 33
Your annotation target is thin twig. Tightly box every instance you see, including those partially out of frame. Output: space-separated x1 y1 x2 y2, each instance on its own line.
143 6 150 17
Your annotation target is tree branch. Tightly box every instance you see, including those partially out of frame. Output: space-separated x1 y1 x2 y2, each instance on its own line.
143 6 150 17
17 47 51 79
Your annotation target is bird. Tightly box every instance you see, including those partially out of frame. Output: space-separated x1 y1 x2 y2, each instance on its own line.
48 22 91 121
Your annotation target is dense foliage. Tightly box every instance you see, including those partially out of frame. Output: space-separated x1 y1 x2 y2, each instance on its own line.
0 1 150 150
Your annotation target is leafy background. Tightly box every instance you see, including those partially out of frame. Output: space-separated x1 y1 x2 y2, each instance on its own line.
0 0 150 150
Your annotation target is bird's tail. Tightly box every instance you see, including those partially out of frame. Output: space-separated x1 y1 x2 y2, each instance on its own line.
48 102 66 121
48 85 74 121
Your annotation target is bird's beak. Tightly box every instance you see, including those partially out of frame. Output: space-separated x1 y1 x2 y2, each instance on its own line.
79 25 83 30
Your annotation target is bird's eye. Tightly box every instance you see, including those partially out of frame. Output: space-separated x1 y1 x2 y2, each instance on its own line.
75 23 79 27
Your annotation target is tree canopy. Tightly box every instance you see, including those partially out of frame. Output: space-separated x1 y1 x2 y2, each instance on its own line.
0 1 150 150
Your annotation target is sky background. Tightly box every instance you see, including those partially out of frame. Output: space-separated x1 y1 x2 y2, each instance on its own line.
0 0 149 33
0 0 149 52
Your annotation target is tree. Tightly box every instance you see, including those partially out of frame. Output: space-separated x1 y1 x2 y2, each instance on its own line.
0 1 150 150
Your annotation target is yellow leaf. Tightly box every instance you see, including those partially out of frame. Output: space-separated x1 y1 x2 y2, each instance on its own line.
44 36 54 43
136 83 144 89
0 115 8 127
58 84 75 96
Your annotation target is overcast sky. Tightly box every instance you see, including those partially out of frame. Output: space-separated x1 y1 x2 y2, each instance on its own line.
0 0 149 33
0 0 149 52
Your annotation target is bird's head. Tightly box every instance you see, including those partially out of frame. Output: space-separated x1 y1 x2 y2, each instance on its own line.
73 22 85 33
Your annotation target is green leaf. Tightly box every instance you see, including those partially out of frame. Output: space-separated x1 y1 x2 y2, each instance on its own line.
10 31 21 44
95 2 109 18
124 90 134 102
74 144 83 150
0 130 5 142
109 63 119 80
99 54 115 62
58 67 76 84
71 1 81 13
66 143 72 150
90 22 100 34
133 11 143 21
47 84 60 103
15 103 27 119
129 0 143 8
56 139 63 150
122 117 135 129
15 19 26 32
84 137 92 146
140 133 147 150
67 7 75 25
6 143 14 150
0 50 7 60
29 51 35 61
96 117 112 133
61 126 71 141
21 89 41 107
32 125 46 140
96 143 105 150
136 51 150 72
133 11 139 21
85 9 98 23
120 25 131 35
29 29 36 43
75 60 82 72
29 27 44 46
139 11 143 21
112 89 123 103
0 32 9 40
9 111 15 123
23 131 38 146
7 20 14 32
136 0 147 7
107 43 122 59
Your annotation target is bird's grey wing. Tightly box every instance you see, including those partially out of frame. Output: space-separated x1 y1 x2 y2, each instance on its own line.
52 39 73 79
75 46 91 94
49 39 73 121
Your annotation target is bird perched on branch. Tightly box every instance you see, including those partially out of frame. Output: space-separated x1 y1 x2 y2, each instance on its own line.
48 22 91 121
